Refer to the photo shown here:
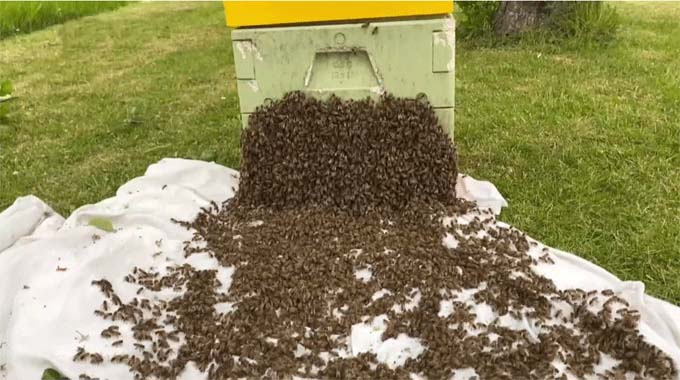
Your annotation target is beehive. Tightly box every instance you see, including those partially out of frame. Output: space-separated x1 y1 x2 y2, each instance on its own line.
223 1 456 138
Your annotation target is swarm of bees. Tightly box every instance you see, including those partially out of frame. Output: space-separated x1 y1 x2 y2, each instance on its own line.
77 94 676 380
235 92 459 214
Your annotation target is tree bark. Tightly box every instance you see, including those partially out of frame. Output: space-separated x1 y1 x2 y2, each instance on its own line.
493 1 552 36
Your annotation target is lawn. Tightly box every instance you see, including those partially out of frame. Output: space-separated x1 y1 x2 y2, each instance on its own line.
0 2 678 303
0 1 128 39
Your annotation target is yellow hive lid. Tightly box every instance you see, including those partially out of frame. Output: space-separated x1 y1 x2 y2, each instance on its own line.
224 1 453 28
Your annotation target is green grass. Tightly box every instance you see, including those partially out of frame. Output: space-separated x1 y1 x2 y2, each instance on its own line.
0 2 241 212
0 2 678 303
0 1 128 40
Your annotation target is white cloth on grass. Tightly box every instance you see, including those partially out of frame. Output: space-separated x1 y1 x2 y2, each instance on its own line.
0 158 678 380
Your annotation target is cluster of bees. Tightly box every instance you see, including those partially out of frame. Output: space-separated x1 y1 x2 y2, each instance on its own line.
236 92 459 214
81 269 187 379
77 94 676 379
168 201 676 379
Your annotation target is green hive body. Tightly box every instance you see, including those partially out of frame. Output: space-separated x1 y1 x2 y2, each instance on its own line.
230 15 455 138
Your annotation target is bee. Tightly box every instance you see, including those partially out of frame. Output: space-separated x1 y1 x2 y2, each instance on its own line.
89 353 103 364
100 325 120 338
111 354 129 363
73 346 89 361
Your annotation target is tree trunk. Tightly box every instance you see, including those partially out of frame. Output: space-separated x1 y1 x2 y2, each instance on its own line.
493 1 552 36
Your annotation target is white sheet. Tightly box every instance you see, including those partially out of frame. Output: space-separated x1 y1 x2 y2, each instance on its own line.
0 158 678 380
